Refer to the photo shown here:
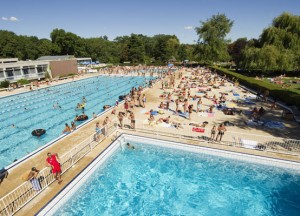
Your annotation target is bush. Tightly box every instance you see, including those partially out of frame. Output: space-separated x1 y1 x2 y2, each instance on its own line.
211 66 300 108
0 80 10 88
17 79 30 85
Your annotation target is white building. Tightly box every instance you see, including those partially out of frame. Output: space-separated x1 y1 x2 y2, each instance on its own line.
0 58 49 82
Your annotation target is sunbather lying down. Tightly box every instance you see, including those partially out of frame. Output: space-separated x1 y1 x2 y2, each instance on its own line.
189 121 208 127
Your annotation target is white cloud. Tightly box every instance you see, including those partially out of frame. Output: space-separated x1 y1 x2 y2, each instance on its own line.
184 26 194 30
9 16 19 21
2 16 19 21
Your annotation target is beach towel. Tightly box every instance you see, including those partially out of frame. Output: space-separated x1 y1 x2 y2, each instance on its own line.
140 109 147 114
192 127 205 133
178 112 189 118
208 113 214 117
241 139 258 149
265 121 285 129
158 122 172 128
198 112 208 117
233 93 240 96
244 101 256 105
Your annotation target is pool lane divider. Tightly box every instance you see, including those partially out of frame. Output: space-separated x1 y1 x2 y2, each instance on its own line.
4 100 122 172
3 74 157 171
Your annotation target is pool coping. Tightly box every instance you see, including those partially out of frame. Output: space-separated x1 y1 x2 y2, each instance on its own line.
36 133 300 215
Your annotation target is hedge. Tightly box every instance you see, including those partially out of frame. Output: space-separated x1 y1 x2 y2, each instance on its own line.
211 66 300 108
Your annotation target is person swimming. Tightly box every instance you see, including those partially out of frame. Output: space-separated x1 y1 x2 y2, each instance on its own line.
126 143 135 150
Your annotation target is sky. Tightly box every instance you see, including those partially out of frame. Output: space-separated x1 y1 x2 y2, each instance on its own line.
1 0 300 44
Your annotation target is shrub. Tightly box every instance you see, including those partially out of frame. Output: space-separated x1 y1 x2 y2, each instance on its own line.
211 66 300 108
17 79 30 85
0 80 10 88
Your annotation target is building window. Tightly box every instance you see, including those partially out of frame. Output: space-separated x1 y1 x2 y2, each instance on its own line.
6 68 13 77
23 67 29 75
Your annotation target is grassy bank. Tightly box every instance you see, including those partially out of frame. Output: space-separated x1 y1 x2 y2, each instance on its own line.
211 66 300 108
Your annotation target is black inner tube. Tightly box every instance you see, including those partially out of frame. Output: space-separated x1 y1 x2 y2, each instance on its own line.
77 115 88 121
119 95 126 100
103 105 111 110
32 129 46 136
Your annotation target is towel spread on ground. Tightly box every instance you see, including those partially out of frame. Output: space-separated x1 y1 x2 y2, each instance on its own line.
208 113 215 117
192 127 205 133
240 139 258 149
265 121 285 129
140 109 147 114
244 101 256 105
198 112 208 117
233 93 240 96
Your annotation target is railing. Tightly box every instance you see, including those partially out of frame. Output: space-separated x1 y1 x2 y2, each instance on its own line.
123 118 300 156
0 121 118 216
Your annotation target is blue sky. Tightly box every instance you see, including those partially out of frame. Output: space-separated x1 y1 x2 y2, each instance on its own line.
1 0 299 44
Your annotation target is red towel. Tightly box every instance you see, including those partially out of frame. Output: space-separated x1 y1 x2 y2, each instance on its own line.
192 127 205 133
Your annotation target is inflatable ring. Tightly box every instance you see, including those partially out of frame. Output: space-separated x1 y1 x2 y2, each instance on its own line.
103 105 111 110
77 115 88 121
119 95 126 100
32 129 46 137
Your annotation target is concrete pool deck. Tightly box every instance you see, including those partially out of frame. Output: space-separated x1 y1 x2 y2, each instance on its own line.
0 68 300 215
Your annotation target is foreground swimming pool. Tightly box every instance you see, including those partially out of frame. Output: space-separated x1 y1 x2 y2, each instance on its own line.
0 75 152 168
38 135 300 216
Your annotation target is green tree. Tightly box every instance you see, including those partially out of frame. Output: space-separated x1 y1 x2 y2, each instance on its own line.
195 14 233 63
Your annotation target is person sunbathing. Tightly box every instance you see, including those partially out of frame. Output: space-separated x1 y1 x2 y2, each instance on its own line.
158 116 171 124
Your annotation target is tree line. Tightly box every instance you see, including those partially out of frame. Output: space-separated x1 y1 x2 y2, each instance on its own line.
0 12 299 72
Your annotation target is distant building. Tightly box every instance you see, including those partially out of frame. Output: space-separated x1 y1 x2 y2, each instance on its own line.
0 56 92 83
0 58 49 82
37 55 78 78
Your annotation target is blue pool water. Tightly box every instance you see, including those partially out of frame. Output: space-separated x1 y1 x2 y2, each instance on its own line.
55 142 300 216
0 76 152 168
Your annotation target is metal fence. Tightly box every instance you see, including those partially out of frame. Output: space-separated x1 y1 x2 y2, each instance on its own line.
128 118 300 156
1 116 300 215
0 121 118 216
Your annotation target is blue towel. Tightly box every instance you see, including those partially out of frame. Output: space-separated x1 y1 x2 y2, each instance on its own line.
233 93 240 96
244 101 256 105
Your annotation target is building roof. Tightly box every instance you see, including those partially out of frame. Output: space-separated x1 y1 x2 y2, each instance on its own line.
37 55 75 61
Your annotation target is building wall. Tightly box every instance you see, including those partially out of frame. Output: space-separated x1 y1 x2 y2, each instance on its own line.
50 60 78 77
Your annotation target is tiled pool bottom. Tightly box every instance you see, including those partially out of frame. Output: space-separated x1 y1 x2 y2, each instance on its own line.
38 134 300 216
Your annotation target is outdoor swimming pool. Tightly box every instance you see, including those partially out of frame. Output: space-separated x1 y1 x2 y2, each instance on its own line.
39 135 300 216
0 75 152 168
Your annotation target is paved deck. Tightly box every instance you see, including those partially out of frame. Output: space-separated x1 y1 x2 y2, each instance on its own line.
1 68 300 215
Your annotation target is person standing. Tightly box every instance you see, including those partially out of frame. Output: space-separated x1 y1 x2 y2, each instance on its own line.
27 167 41 191
46 153 62 184
129 112 135 129
102 116 111 136
215 123 227 142
118 112 124 128
210 125 217 142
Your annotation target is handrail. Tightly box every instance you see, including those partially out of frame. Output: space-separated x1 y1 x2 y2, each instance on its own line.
124 118 300 156
0 120 118 216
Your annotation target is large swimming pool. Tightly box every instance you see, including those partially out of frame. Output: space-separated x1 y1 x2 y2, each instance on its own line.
39 135 300 216
0 75 151 168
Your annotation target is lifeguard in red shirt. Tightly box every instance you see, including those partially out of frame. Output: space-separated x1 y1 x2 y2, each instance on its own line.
46 153 62 184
